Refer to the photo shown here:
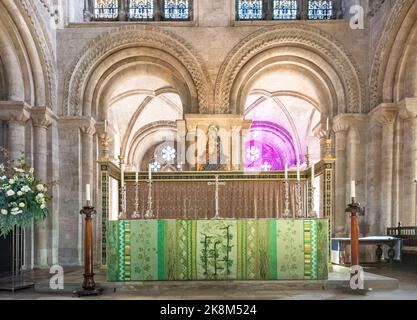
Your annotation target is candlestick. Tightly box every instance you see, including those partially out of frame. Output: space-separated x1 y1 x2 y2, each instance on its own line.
351 180 356 200
86 184 91 203
135 166 139 184
148 163 152 181
120 164 125 187
326 117 329 132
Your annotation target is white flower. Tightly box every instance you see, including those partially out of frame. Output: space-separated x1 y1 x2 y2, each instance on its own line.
1 209 7 215
0 176 6 181
29 168 34 174
14 168 24 173
19 203 25 208
10 207 21 215
17 191 23 196
21 186 31 193
6 190 15 197
40 204 46 209
9 179 15 185
36 184 44 192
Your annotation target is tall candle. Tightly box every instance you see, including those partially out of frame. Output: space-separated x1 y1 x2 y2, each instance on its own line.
104 120 107 133
326 117 329 132
86 184 91 202
135 166 139 183
148 163 152 181
297 162 300 181
311 163 315 183
285 163 288 180
120 164 125 187
351 180 356 199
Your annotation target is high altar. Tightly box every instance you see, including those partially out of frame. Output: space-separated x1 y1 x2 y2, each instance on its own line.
99 115 335 282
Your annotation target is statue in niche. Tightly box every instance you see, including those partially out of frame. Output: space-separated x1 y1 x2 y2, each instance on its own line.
203 125 226 171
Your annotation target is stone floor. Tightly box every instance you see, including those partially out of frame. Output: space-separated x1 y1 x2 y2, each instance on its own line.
0 263 416 300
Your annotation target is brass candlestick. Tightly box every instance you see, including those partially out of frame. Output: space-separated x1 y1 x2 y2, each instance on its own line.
283 179 291 218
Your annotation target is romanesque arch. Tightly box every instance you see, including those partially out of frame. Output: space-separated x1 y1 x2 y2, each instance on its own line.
0 0 56 110
369 0 415 108
214 24 366 115
63 26 213 117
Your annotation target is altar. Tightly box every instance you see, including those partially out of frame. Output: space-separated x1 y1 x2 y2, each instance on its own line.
106 218 329 281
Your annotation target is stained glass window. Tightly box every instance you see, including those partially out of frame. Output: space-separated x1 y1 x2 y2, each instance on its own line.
94 0 119 19
308 0 333 20
237 0 262 20
273 0 297 20
164 0 190 20
129 0 154 19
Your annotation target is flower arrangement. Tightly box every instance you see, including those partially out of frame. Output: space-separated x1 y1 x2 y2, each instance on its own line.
0 147 51 237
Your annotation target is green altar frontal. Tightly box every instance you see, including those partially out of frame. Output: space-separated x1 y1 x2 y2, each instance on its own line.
106 219 329 281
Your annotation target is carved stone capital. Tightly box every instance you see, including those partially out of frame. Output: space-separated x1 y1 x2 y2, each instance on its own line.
31 107 55 129
369 103 397 127
398 98 417 120
0 101 31 125
332 113 368 133
59 117 96 135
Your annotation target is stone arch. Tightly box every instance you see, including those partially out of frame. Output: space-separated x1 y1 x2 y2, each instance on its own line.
369 0 414 108
127 120 178 168
63 26 212 117
215 24 366 114
0 0 55 109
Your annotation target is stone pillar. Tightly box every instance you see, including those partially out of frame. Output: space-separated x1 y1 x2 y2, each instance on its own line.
332 116 349 236
399 98 417 226
8 119 29 161
32 109 53 268
81 121 96 206
370 105 397 233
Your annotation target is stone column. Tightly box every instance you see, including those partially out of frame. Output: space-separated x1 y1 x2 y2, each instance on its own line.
81 121 96 206
399 98 417 226
8 117 29 161
32 109 53 268
370 105 397 233
332 116 349 236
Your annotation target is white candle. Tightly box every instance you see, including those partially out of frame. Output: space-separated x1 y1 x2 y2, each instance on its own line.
351 180 356 199
297 162 300 181
86 184 91 202
135 166 139 184
285 163 288 180
311 163 315 183
104 120 107 133
120 164 125 187
326 117 329 132
148 163 152 181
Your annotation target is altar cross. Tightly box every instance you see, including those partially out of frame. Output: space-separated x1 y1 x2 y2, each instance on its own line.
207 175 226 219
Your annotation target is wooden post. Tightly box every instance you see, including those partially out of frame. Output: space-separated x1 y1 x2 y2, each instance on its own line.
73 203 103 297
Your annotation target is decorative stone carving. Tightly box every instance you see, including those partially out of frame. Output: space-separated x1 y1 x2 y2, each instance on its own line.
32 107 55 129
215 24 366 114
369 104 397 127
63 26 212 117
369 0 410 109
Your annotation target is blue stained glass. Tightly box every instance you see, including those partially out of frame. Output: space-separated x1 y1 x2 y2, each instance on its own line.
94 0 119 19
238 0 262 20
273 0 297 20
308 0 333 20
164 0 190 20
129 0 154 19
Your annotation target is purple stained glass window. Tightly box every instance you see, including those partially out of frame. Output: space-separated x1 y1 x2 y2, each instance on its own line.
244 121 303 171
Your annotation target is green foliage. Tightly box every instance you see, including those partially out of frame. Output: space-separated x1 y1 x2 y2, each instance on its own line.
0 155 51 237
